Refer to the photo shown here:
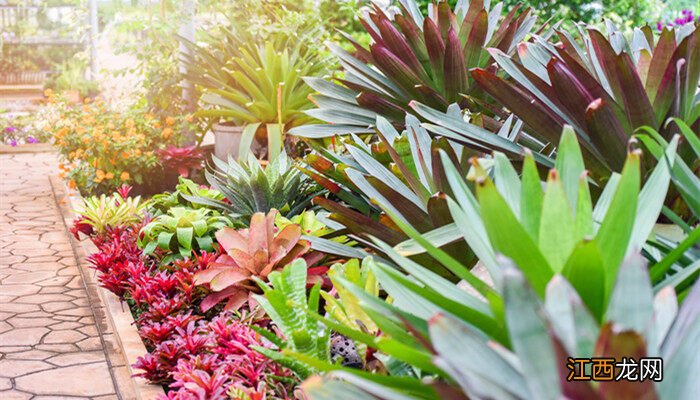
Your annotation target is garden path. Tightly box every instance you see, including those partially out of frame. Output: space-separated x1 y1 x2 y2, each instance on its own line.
0 152 121 399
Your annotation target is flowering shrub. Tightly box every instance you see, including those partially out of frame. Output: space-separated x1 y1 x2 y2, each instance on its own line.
49 92 199 195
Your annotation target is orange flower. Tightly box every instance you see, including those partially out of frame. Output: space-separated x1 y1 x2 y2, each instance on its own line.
120 171 130 181
161 128 173 140
122 151 129 159
95 170 105 183
44 88 54 97
153 121 162 129
69 180 76 189
185 114 194 123
105 172 114 180
165 116 176 126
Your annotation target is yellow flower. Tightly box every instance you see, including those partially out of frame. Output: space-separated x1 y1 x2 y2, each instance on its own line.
134 149 142 156
44 88 54 97
161 128 173 140
120 172 130 181
165 116 176 126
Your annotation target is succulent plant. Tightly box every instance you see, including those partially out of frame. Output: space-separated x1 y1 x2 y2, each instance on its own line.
194 210 314 311
185 152 322 223
290 0 540 138
138 207 231 261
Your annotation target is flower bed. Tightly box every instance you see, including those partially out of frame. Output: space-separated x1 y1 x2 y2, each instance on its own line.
57 1 699 398
69 152 337 398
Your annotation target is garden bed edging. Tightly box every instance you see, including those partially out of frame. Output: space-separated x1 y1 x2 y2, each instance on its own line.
50 175 165 400
0 143 54 154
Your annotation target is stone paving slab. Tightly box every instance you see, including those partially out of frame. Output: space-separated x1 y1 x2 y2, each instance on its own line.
0 153 126 399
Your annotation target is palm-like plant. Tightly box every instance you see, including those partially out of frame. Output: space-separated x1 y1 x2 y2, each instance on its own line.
184 153 323 223
185 28 329 159
290 0 540 138
469 23 699 177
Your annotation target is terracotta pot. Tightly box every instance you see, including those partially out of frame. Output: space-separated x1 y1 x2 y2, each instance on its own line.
213 123 268 160
213 123 244 160
65 89 81 104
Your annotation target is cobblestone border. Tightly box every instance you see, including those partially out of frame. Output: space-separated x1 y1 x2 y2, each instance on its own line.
50 176 165 400
0 144 54 154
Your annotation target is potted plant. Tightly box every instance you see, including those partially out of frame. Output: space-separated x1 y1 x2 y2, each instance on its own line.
44 56 99 103
185 28 328 160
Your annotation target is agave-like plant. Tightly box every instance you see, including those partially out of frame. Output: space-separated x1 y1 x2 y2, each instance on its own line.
185 152 323 223
290 0 540 138
300 256 700 400
185 27 329 159
468 22 700 177
194 210 314 311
